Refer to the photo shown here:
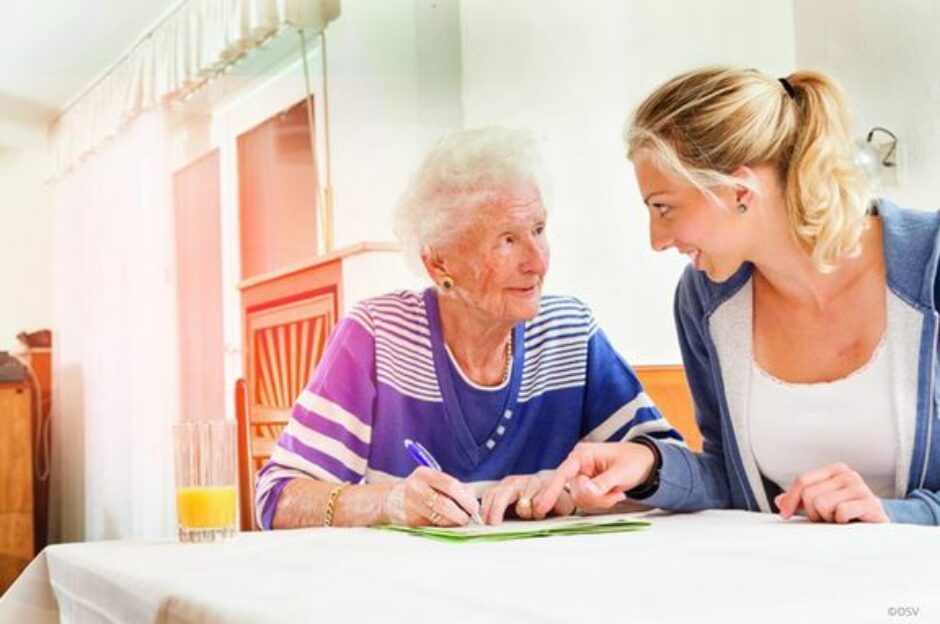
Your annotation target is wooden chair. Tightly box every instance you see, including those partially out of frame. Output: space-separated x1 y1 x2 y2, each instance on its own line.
235 378 291 531
239 275 338 531
633 365 701 452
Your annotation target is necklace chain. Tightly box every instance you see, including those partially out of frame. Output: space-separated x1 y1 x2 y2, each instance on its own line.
501 333 513 383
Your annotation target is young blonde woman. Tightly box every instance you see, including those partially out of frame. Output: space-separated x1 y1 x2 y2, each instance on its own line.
536 66 940 525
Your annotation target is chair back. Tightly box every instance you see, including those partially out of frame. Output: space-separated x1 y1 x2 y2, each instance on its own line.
235 378 291 530
633 365 701 451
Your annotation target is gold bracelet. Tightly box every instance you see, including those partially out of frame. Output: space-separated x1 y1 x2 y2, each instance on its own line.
323 483 350 527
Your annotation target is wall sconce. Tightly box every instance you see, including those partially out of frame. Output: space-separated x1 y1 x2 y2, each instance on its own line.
855 126 899 188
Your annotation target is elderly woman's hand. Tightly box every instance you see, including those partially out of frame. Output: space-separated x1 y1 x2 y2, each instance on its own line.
775 462 889 524
383 466 480 527
481 474 576 524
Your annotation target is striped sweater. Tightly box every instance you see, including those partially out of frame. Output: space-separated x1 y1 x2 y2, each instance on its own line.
256 288 682 528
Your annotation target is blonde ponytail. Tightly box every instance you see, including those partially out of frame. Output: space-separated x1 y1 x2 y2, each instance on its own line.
782 71 872 272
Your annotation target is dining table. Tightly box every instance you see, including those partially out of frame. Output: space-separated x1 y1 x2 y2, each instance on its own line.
0 509 934 623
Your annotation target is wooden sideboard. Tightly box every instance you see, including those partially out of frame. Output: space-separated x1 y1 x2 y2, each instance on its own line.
23 348 50 553
0 382 33 594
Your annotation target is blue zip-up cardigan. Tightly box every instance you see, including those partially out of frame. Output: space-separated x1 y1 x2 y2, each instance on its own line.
641 200 940 525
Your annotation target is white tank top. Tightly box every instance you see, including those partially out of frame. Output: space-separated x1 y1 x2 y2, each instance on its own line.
749 335 897 498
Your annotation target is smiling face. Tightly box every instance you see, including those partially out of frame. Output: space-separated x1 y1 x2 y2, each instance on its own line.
633 154 751 282
429 186 550 325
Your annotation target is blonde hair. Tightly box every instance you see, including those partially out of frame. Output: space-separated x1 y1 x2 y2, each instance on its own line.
625 66 872 273
394 126 546 274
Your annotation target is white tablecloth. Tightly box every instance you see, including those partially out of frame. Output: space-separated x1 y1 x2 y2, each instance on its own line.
1 510 935 623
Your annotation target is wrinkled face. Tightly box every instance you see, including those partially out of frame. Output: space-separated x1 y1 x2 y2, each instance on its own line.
634 155 748 282
436 187 550 324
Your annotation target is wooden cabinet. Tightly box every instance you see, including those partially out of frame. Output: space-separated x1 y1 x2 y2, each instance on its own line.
23 348 51 553
0 382 33 594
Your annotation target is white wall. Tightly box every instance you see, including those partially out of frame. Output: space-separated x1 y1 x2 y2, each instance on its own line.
0 146 52 352
460 0 795 363
327 0 464 250
794 0 940 212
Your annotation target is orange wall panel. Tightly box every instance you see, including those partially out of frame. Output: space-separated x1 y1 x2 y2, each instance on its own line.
237 99 320 280
174 150 225 422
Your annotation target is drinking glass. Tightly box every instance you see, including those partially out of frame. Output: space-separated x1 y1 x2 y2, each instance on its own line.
173 420 237 543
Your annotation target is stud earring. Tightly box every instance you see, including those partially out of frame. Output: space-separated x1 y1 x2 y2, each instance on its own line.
440 275 455 291
737 203 748 214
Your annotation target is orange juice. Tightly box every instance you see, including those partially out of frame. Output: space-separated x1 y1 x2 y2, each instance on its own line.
176 486 236 529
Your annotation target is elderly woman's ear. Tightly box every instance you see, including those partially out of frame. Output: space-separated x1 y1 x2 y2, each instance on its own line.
421 247 455 292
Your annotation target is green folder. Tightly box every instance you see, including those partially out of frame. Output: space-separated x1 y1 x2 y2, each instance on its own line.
378 513 650 543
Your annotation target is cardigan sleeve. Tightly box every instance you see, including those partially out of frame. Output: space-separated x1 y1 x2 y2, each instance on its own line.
882 491 940 524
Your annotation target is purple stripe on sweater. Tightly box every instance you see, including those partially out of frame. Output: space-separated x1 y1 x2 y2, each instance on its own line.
261 477 291 530
306 321 377 427
369 297 427 320
277 432 362 483
375 359 438 393
373 321 432 351
371 307 430 332
375 349 435 379
291 402 371 458
376 340 434 373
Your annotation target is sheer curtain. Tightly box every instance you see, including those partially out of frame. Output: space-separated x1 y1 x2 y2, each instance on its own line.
45 0 339 544
50 111 178 542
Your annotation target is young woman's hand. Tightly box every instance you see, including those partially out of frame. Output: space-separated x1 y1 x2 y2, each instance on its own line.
775 462 889 523
533 442 657 516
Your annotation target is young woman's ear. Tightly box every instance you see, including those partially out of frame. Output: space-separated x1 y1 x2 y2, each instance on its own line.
729 166 760 210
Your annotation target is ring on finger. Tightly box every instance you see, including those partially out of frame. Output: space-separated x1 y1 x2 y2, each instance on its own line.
429 511 442 525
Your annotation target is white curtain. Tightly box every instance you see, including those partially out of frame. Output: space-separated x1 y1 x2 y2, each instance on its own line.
50 111 179 542
46 0 339 544
49 0 339 176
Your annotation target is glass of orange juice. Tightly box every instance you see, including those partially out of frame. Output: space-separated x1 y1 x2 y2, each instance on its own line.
173 420 237 543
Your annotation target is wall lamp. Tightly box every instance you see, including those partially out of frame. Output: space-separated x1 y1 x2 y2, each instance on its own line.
855 126 899 188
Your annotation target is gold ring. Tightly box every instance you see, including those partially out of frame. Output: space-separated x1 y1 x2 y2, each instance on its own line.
429 511 442 525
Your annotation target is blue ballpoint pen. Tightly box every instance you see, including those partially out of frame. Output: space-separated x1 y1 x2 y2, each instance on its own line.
403 438 483 524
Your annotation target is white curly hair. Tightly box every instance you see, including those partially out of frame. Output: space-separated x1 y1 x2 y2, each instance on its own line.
393 126 548 273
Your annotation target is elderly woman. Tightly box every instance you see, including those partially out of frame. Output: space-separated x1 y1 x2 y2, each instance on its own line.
537 67 940 526
255 127 681 529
